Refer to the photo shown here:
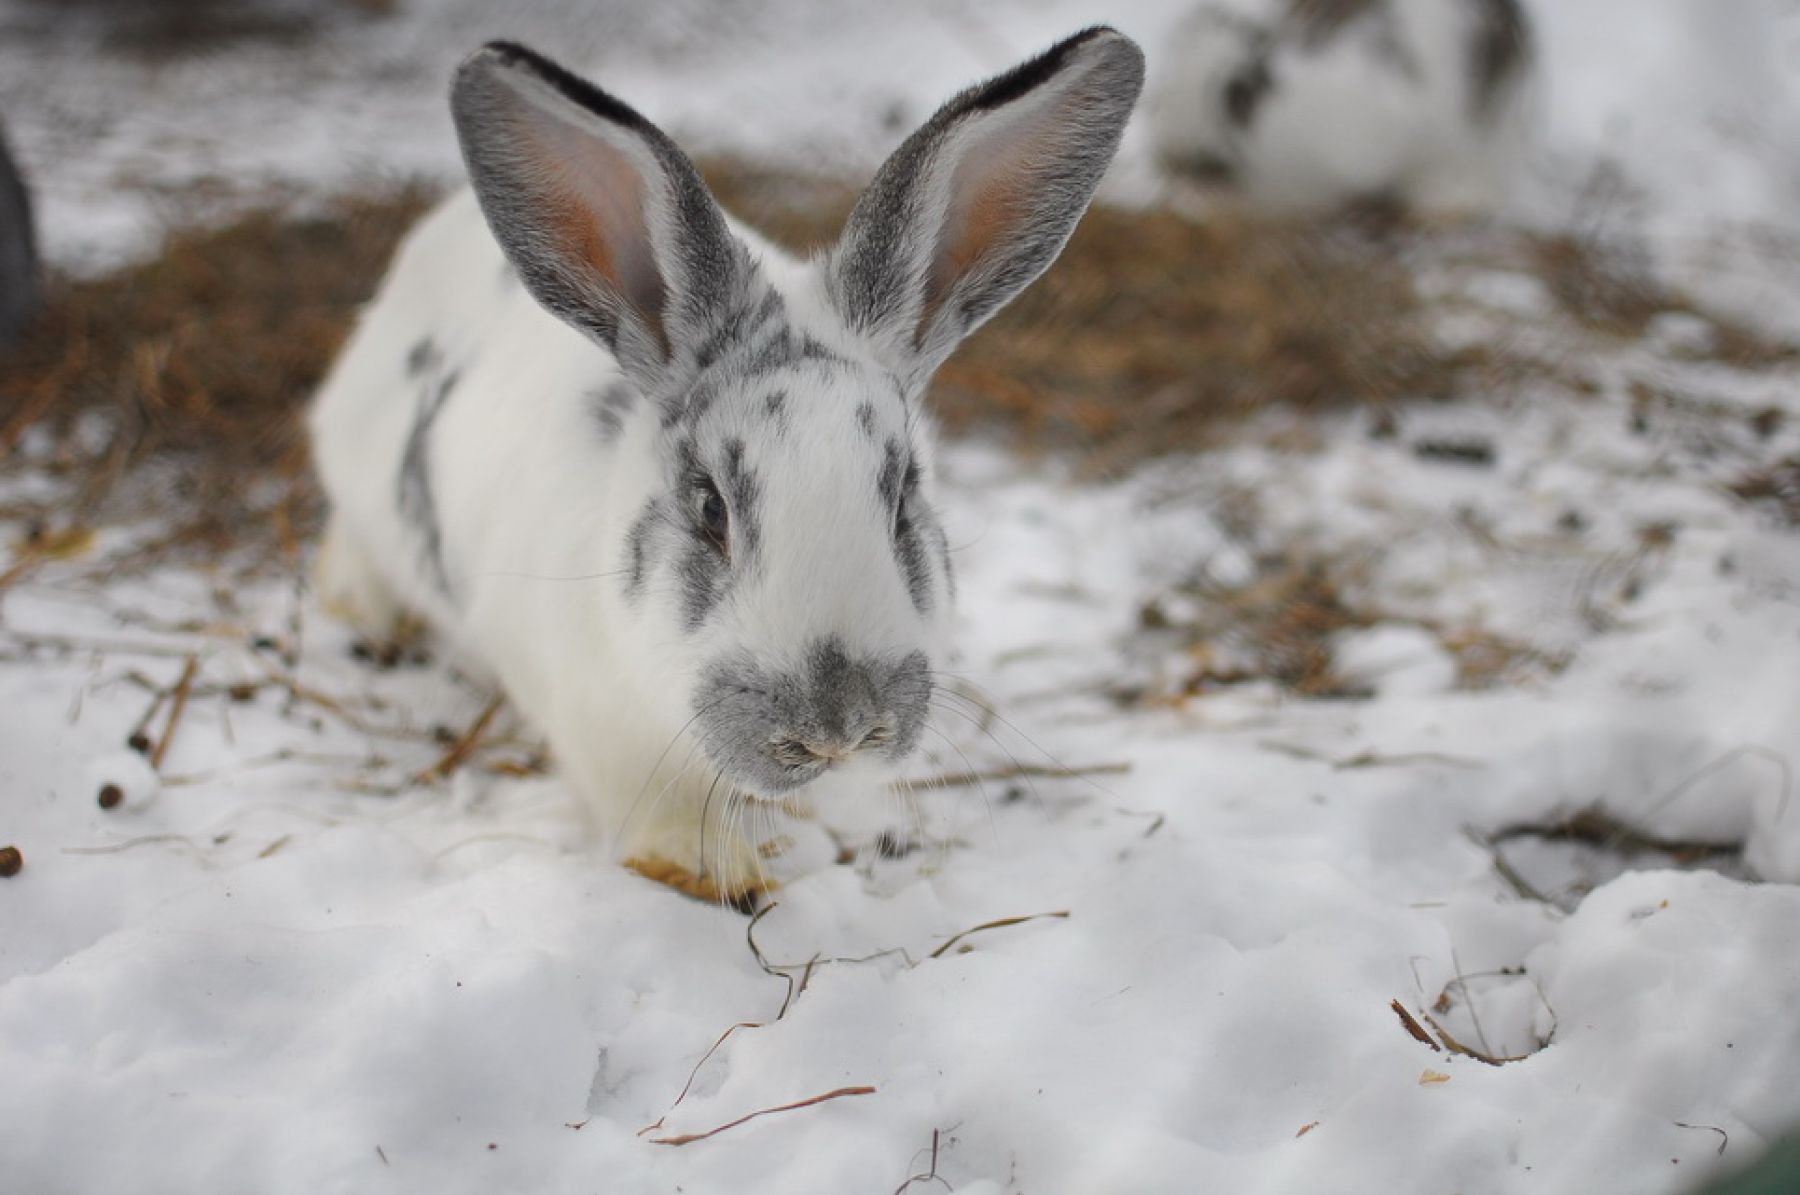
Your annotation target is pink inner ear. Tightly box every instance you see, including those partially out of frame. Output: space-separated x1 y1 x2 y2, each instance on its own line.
517 98 669 356
917 95 1069 347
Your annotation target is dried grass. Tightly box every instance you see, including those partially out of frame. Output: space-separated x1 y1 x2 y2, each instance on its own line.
2 159 1791 587
0 182 435 565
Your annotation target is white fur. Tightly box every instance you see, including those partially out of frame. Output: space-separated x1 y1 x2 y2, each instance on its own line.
311 198 914 885
1148 0 1536 215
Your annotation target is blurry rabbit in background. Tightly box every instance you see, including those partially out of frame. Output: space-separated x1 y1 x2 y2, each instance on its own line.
1148 0 1534 216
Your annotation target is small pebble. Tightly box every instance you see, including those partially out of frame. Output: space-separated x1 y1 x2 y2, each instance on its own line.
0 845 21 877
84 751 160 811
126 731 152 754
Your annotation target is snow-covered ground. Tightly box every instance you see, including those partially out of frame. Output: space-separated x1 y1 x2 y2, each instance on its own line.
3 2 1800 1193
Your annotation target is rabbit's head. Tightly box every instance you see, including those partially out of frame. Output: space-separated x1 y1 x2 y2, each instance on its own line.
449 31 1142 799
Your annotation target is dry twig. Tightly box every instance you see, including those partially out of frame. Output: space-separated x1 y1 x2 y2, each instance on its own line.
150 655 199 770
638 1021 764 1139
1390 999 1442 1052
415 694 504 783
904 762 1129 791
646 1085 876 1147
928 910 1071 960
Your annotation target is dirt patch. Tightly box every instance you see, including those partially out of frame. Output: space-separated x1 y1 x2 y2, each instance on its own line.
1525 232 1797 368
1729 455 1800 526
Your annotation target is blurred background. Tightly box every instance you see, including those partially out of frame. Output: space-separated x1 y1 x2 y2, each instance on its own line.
1 5 1798 1191
3 0 1800 558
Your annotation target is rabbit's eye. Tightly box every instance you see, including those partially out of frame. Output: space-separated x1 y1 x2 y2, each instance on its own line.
695 480 729 555
894 460 921 537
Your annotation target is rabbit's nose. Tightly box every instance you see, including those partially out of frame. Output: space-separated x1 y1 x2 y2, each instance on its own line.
768 720 896 769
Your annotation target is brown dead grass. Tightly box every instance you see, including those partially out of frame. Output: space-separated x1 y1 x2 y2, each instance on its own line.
0 183 434 563
1729 455 1800 525
1526 233 1798 367
1143 557 1377 701
2 159 1793 579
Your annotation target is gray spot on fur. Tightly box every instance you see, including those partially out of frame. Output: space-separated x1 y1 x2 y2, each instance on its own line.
1223 53 1275 129
721 437 761 557
405 337 440 378
894 505 935 615
1468 0 1530 121
622 498 663 602
591 380 638 443
677 535 730 631
856 401 878 438
877 438 907 513
693 638 931 796
397 368 461 597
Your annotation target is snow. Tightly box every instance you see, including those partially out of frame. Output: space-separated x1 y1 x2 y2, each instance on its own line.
3 2 1800 1193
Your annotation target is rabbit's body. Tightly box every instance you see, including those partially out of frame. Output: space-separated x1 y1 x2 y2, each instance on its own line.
1148 0 1533 215
310 32 1144 901
312 195 916 888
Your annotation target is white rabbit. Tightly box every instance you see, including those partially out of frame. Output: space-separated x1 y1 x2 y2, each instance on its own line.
308 30 1144 903
1147 0 1534 215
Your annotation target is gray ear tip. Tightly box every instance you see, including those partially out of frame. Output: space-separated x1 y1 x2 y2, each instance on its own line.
1072 26 1147 84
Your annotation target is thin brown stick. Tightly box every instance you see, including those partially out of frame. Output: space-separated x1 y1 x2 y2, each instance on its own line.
647 1085 876 1147
416 694 504 783
927 910 1070 960
128 684 171 750
894 1127 951 1194
746 902 801 1017
1260 741 1484 771
901 762 1129 792
1391 999 1442 1052
0 629 201 659
61 834 202 857
637 1022 764 1138
150 656 199 770
1419 1009 1530 1066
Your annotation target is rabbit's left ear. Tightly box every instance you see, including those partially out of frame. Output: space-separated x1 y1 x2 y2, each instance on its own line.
826 27 1144 384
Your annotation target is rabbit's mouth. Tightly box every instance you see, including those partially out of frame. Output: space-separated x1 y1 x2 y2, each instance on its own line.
692 639 930 799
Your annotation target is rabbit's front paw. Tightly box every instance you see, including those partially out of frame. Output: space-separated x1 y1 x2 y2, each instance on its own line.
314 516 407 639
619 814 773 912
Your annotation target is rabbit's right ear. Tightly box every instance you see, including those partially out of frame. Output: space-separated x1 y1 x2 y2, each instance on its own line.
826 27 1144 387
451 42 748 384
